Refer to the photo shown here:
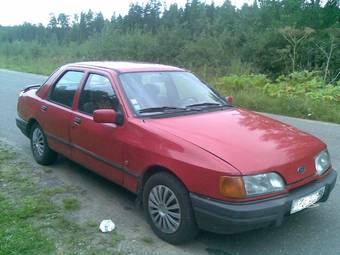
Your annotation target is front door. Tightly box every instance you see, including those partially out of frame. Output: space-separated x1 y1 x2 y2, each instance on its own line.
69 73 124 184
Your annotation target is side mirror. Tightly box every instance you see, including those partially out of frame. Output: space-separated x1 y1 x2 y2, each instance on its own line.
226 96 233 104
93 109 122 125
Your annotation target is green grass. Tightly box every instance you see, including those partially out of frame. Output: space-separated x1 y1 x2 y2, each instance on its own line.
0 142 124 254
0 56 56 75
0 196 54 255
212 83 340 124
0 146 15 163
85 219 98 228
141 236 154 244
111 231 125 247
0 147 54 255
63 197 81 210
0 41 92 76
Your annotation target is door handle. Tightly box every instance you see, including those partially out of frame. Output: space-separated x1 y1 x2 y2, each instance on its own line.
72 117 81 127
40 105 48 112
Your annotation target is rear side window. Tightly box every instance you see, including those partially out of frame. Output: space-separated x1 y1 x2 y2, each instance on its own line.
78 74 119 115
49 71 84 107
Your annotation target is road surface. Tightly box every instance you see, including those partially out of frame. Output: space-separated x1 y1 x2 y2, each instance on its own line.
1 69 339 255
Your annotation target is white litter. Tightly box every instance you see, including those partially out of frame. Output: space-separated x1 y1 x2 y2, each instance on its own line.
99 219 116 233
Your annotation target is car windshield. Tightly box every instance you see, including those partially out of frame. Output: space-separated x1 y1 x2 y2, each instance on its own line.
119 71 228 116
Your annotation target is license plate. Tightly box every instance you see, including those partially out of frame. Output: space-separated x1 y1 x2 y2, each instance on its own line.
290 187 325 214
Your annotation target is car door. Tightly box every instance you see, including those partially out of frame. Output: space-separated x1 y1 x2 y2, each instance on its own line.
69 73 124 184
40 70 85 157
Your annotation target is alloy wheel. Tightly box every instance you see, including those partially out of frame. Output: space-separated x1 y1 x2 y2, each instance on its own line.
148 185 181 234
32 128 45 157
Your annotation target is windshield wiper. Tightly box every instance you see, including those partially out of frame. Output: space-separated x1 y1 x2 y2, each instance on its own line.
139 106 187 114
185 102 223 109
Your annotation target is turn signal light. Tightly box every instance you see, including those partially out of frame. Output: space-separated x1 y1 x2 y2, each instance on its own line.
219 176 246 199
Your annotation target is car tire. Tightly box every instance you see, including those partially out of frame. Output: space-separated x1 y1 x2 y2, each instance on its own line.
30 123 57 165
143 172 199 244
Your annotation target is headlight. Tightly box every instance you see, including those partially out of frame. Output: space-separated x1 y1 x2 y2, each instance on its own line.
315 149 331 175
243 173 285 196
219 172 285 198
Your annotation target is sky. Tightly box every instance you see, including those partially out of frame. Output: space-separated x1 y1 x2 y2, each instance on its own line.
0 0 253 26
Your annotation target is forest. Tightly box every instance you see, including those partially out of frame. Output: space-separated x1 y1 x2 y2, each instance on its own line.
0 0 339 122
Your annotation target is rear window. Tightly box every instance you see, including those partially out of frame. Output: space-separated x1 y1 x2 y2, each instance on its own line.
49 71 84 107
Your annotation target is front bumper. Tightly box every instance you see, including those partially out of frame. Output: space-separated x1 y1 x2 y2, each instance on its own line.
190 170 337 234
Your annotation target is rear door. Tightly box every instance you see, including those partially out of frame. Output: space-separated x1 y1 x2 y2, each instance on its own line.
69 72 124 184
40 70 84 157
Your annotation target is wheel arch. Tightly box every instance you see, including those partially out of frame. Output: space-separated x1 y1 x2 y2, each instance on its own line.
26 118 39 136
138 165 189 202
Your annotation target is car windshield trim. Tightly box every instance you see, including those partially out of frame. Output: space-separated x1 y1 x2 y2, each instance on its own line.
185 102 223 109
139 106 187 114
138 106 206 116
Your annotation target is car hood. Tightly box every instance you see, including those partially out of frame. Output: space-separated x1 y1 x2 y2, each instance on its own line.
147 108 325 184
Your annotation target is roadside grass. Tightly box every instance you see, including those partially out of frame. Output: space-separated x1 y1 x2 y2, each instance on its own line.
0 55 67 75
141 236 154 244
63 197 81 210
0 194 54 254
111 231 125 246
0 142 124 254
85 219 98 228
0 146 54 255
212 83 340 124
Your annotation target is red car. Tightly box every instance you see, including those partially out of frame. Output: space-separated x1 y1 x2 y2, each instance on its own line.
16 62 336 244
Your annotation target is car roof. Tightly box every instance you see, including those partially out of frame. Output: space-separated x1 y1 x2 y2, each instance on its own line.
67 61 184 73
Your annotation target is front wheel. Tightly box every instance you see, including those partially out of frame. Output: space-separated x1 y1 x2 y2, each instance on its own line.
143 172 198 244
30 123 57 165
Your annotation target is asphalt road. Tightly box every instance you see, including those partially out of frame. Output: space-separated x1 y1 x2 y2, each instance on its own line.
1 69 339 255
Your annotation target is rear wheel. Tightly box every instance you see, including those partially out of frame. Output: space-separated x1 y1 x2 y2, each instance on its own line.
143 172 198 244
30 123 57 165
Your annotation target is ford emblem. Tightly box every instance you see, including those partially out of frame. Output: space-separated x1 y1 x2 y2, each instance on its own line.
297 166 305 174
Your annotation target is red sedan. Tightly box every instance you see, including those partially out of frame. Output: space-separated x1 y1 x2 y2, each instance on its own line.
16 62 337 244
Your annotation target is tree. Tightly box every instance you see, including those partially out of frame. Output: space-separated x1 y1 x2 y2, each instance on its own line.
93 12 105 33
48 14 58 30
57 14 70 29
279 26 314 72
314 29 339 82
143 0 162 33
79 12 88 41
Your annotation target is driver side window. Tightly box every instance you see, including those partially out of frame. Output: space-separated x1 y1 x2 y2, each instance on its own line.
78 74 119 115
